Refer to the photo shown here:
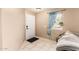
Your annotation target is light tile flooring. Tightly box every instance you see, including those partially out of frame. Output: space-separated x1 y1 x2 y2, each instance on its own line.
20 37 57 51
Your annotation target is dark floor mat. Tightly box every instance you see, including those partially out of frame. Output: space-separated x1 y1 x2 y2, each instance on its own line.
27 37 39 43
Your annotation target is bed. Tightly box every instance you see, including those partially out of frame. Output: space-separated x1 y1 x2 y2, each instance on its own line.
56 31 79 51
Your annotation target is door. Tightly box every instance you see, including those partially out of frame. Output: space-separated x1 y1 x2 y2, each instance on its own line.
25 14 35 40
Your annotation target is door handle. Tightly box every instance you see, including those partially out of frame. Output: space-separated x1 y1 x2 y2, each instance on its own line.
26 26 29 29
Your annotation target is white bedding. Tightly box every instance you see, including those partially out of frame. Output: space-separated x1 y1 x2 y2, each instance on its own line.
56 31 79 51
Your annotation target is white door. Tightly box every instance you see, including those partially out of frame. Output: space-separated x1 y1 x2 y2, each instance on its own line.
25 14 35 40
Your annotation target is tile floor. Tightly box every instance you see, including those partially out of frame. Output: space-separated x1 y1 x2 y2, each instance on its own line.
20 37 57 51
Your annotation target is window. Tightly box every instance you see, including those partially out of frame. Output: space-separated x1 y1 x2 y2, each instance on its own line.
52 12 63 29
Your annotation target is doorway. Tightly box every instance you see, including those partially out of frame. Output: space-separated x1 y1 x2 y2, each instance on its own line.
25 14 35 40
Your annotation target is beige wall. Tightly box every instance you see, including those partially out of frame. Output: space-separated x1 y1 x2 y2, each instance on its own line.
36 8 79 38
36 12 49 38
25 10 35 16
63 8 79 33
0 9 2 50
1 8 25 50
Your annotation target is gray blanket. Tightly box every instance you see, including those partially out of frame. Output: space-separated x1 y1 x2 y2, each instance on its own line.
56 31 79 51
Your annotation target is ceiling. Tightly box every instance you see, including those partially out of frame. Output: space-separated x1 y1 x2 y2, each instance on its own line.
26 8 61 14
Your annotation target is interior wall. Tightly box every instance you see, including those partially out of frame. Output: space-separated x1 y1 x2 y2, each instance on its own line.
25 10 35 16
36 12 49 38
63 8 79 33
0 9 2 50
1 8 25 50
36 8 79 38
